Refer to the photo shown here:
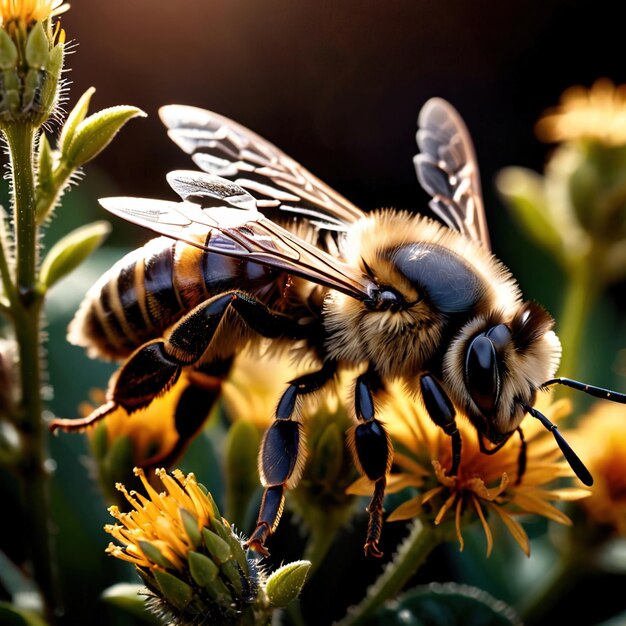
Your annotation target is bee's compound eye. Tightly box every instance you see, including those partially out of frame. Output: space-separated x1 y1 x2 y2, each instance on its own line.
465 335 499 414
485 323 511 350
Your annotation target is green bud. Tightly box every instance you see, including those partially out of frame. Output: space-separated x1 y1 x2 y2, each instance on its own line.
179 508 201 550
138 541 176 570
59 87 96 157
152 570 193 611
0 30 18 70
25 22 50 70
90 421 109 462
188 551 218 587
101 583 155 623
496 166 565 261
62 105 147 168
311 422 344 483
225 418 261 528
265 560 311 608
201 528 231 564
40 221 111 289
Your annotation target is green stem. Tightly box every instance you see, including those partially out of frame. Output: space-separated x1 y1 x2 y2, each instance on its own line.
4 122 58 621
337 520 440 626
518 551 583 624
557 255 600 388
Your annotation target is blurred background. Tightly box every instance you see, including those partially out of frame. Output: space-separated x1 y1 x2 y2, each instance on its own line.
3 0 626 624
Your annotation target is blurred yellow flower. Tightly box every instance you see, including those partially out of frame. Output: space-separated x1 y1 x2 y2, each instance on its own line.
0 0 68 26
570 401 626 535
349 387 589 556
536 79 626 146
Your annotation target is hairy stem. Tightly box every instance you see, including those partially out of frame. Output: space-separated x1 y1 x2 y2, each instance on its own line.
338 520 440 625
4 122 58 620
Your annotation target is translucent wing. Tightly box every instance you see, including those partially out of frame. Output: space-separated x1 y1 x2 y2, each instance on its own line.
159 104 365 239
99 172 370 300
414 98 491 249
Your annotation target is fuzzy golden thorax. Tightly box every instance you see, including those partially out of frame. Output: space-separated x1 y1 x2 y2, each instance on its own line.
323 210 521 379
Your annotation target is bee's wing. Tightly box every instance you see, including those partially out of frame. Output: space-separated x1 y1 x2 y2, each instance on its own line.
414 98 491 250
99 174 371 301
159 104 365 237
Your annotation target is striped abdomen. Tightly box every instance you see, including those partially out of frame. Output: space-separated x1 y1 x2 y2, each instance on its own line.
69 236 285 360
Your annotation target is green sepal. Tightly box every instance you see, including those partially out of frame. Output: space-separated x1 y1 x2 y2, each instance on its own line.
0 602 50 626
265 560 311 608
225 418 261 528
0 30 18 71
370 582 520 626
496 167 564 261
220 560 243 596
59 87 96 157
40 220 111 289
152 570 193 611
179 508 201 550
101 583 162 625
202 528 232 564
137 541 176 570
25 22 49 70
62 105 147 168
188 550 218 587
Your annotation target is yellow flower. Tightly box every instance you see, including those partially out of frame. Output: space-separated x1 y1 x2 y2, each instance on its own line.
105 468 310 624
570 401 626 536
536 79 626 146
349 386 589 556
0 0 68 26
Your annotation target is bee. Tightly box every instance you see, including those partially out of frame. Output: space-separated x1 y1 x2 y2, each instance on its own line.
51 98 625 558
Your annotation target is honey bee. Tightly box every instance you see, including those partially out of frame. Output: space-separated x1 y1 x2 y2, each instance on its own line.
52 98 625 558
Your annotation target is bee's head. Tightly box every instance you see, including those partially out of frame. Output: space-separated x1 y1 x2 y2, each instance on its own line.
443 302 562 442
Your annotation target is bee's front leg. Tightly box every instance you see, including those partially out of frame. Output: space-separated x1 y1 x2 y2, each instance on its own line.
247 362 336 557
420 374 461 475
346 369 392 558
50 292 302 432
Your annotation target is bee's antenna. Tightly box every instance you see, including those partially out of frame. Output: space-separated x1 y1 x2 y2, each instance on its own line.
542 378 626 403
520 402 593 487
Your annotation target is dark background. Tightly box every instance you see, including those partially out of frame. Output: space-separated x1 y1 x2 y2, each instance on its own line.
11 1 626 624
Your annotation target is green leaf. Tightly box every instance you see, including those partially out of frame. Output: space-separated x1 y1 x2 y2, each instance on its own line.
40 221 111 289
101 583 161 625
266 560 311 608
180 508 201 549
59 87 96 157
496 167 564 261
370 582 520 626
152 570 193 611
138 541 176 570
62 106 147 168
0 603 49 626
225 418 261 528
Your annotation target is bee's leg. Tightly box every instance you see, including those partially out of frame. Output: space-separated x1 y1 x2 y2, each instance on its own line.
51 292 303 432
247 363 336 557
420 374 461 476
515 426 527 485
346 370 392 558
